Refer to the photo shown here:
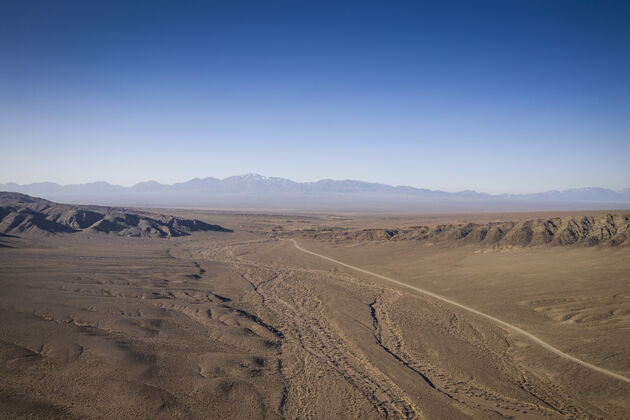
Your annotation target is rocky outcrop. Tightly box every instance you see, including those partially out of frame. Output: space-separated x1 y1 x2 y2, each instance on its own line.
0 192 231 237
291 214 630 248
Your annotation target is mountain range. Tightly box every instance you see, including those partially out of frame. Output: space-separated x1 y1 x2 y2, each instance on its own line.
1 174 629 211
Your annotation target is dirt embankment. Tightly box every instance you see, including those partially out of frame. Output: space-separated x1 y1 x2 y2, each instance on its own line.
288 213 630 248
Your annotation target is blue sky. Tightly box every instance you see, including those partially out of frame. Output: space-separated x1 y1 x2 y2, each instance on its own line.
1 0 629 193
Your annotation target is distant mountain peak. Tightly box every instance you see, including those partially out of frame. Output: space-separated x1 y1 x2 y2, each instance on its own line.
240 173 268 180
1 176 629 211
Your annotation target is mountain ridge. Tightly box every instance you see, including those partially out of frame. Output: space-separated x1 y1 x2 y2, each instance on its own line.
0 192 231 237
2 175 629 211
2 174 629 200
288 213 630 248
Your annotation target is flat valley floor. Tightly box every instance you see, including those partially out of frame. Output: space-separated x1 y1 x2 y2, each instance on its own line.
1 210 629 419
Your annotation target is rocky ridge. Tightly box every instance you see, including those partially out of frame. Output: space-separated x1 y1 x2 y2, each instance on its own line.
289 214 630 248
0 192 231 237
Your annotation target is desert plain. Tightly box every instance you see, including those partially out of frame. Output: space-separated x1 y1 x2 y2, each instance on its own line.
0 193 629 419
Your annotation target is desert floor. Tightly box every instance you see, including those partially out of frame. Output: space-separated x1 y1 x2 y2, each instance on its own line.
1 210 629 419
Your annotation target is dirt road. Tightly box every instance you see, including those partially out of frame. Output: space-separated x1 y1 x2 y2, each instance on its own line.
289 239 630 385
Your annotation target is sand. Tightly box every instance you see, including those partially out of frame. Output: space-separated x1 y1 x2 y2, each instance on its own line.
1 207 629 418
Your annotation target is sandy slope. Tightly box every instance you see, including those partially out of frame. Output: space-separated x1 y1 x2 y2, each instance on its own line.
1 209 629 418
289 239 630 385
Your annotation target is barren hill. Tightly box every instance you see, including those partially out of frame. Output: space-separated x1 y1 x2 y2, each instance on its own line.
0 192 231 237
289 213 630 248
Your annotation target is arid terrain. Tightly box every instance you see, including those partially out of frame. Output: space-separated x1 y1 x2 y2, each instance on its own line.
1 193 629 419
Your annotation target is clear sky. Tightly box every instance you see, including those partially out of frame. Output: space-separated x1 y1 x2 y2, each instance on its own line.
1 1 629 193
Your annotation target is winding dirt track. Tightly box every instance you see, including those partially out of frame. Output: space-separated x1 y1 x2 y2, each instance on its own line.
289 239 630 385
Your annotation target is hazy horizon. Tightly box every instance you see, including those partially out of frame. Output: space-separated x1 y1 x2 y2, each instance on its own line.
1 173 629 196
2 1 630 194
